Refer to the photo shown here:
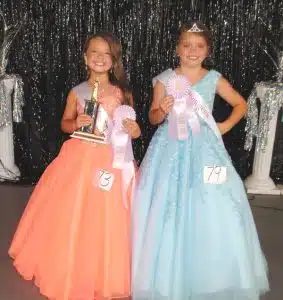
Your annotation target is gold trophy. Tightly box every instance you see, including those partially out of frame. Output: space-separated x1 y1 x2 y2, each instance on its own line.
70 80 108 143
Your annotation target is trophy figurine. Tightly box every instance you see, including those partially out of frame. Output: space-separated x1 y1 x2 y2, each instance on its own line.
70 80 108 143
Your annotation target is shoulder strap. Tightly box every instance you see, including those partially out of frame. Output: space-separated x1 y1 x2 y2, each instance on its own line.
152 69 173 87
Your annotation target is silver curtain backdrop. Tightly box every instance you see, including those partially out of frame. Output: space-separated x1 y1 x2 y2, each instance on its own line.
0 0 282 183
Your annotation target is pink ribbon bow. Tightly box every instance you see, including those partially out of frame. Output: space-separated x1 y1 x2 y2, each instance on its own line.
166 74 201 140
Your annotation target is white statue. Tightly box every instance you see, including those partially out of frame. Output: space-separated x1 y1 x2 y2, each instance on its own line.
0 11 24 181
244 16 283 194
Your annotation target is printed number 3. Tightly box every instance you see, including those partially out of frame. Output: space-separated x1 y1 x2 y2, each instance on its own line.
97 169 115 191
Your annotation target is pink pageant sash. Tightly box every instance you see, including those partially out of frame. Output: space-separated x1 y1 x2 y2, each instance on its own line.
166 74 221 140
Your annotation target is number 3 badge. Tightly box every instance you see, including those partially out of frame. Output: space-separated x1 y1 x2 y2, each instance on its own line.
94 169 115 191
203 166 227 184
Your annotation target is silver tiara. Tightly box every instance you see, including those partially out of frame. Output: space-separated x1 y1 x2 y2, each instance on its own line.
187 23 204 33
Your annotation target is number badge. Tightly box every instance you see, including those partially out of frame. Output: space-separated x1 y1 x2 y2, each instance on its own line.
95 169 115 191
203 166 227 184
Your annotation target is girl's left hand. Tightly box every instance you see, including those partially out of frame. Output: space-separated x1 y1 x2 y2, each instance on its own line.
123 118 141 139
217 122 231 135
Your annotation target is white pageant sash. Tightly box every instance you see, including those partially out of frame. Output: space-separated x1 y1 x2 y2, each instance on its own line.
166 74 221 140
109 105 137 209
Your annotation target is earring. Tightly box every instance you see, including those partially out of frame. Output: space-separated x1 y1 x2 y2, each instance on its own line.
174 54 180 67
109 68 114 76
204 55 214 66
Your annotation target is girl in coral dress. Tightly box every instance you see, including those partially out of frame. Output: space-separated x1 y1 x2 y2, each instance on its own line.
9 32 140 300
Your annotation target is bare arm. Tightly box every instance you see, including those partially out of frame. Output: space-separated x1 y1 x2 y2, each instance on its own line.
123 119 141 139
61 91 78 134
216 77 248 135
149 81 174 125
61 91 92 134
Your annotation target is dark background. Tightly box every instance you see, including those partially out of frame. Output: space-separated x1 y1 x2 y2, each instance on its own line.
1 0 282 184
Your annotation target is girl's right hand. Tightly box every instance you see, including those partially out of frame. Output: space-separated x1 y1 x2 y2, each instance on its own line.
75 114 93 128
160 96 174 114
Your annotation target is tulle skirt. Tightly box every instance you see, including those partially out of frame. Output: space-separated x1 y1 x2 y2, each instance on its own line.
9 138 133 300
131 122 269 300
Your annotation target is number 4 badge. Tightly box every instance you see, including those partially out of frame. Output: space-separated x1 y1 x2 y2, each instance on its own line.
203 166 227 184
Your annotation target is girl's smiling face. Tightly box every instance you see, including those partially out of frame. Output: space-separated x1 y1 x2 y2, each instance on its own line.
84 37 113 74
176 32 209 68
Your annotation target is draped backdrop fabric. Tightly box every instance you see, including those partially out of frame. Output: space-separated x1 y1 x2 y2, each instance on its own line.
0 0 282 183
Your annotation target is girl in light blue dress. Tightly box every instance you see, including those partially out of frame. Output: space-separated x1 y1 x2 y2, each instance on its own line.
131 21 269 300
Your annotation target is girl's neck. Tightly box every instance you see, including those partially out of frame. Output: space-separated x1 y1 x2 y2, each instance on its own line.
88 72 110 86
176 65 208 85
178 65 205 76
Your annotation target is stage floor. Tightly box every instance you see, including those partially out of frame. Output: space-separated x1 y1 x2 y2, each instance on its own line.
0 183 282 300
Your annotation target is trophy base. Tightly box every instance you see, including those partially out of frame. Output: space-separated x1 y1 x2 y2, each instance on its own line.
70 131 108 144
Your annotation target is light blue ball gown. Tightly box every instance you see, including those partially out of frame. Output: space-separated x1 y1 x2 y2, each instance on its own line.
131 69 269 300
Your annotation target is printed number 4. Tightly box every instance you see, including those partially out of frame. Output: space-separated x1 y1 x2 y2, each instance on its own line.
204 166 227 184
